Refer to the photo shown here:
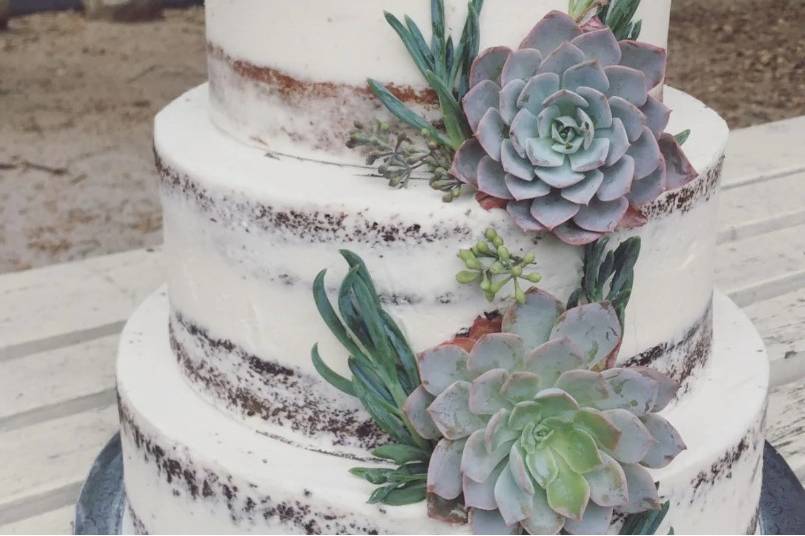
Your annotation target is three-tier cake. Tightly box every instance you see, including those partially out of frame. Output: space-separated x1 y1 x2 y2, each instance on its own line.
116 0 770 533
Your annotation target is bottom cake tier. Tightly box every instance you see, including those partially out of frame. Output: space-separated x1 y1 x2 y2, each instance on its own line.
117 289 768 534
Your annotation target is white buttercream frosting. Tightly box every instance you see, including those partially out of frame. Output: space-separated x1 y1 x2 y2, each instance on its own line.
118 289 767 534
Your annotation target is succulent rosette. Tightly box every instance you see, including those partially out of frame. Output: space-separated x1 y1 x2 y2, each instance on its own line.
450 10 696 245
403 289 685 534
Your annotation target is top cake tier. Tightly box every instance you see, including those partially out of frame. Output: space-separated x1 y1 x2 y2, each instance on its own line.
206 0 672 157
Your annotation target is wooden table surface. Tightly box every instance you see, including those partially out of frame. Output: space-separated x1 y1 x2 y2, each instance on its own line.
1 116 804 533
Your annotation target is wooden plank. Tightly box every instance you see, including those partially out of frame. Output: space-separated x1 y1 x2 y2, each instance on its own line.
743 288 805 387
0 407 118 525
718 171 805 244
722 116 805 187
715 223 805 306
0 505 73 534
0 248 162 360
0 336 118 426
767 378 805 484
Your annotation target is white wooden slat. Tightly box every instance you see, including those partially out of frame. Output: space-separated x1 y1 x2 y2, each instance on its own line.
722 116 805 187
715 223 805 305
767 378 805 484
0 336 118 425
0 248 163 360
0 505 74 535
0 407 118 525
718 171 805 244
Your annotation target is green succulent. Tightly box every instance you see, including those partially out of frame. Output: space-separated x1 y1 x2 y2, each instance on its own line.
404 289 685 534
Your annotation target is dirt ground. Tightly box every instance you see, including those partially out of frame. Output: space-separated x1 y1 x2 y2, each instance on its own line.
0 1 802 273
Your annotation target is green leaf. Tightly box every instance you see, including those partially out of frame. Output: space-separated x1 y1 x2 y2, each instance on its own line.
458 0 482 97
548 427 603 474
384 12 433 79
602 0 642 40
367 79 453 148
379 310 420 394
376 481 428 505
338 268 372 348
339 249 380 301
546 454 591 520
350 467 394 485
349 357 395 408
674 129 691 145
619 500 671 534
312 269 365 360
310 344 355 396
431 0 445 52
424 69 471 147
373 443 429 464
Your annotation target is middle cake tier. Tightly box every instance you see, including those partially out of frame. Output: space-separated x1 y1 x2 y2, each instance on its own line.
156 84 727 457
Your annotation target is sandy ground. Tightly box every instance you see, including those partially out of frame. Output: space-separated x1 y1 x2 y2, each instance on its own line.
0 1 803 273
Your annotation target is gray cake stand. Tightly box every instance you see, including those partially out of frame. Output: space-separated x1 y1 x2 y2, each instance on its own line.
74 434 805 534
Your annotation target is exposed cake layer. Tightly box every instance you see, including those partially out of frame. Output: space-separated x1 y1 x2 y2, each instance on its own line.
155 84 727 449
118 290 768 534
205 0 672 155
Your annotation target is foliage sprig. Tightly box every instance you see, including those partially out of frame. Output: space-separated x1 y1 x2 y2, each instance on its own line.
347 121 463 201
569 0 643 40
456 228 542 304
311 251 432 505
567 236 641 325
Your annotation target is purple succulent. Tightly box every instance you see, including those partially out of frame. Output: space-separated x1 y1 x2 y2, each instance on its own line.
450 10 696 245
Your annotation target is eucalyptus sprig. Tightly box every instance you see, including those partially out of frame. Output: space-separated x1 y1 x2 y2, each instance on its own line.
347 120 464 201
310 251 433 505
456 228 542 304
368 0 484 150
567 236 641 326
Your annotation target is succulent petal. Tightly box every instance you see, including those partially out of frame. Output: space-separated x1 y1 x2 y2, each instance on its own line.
519 10 582 57
597 155 635 201
601 408 657 464
600 117 631 166
517 72 561 115
500 372 542 404
471 508 519 535
477 156 515 200
499 80 526 125
464 79 503 131
506 174 552 201
576 87 612 128
573 197 629 233
531 191 581 230
476 109 508 161
569 138 610 173
502 288 565 352
561 170 605 205
403 385 442 439
641 95 671 138
608 96 645 142
418 344 470 396
501 48 543 86
659 133 698 189
543 88 590 109
604 65 648 107
525 447 559 489
619 463 662 513
546 454 591 520
564 502 614 534
535 388 581 418
538 42 586 77
618 41 667 91
468 333 526 375
521 486 566 534
509 444 536 494
526 138 566 168
552 223 603 246
535 162 586 189
470 46 512 87
510 107 542 157
640 414 686 468
523 338 585 389
550 302 622 367
573 408 621 450
495 464 536 525
463 428 514 483
598 368 659 416
548 427 604 474
427 438 466 500
464 461 506 510
485 408 520 453
555 370 614 408
507 200 547 232
571 28 622 66
470 369 511 415
584 451 628 507
428 381 487 440
450 138 486 187
501 139 535 180
562 60 609 94
628 157 666 207
627 126 662 179
633 367 679 412
508 401 543 430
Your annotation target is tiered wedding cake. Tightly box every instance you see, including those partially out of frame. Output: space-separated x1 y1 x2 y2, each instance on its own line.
116 0 769 533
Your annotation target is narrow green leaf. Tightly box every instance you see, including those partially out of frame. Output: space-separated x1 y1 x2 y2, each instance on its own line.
367 79 453 148
674 129 691 145
350 275 397 380
404 15 436 74
339 250 380 303
379 481 428 505
350 467 394 485
619 500 671 534
310 344 355 396
312 269 364 360
424 69 471 147
372 443 429 464
349 357 396 409
338 268 372 349
367 484 395 504
384 12 432 79
431 0 445 49
380 310 420 394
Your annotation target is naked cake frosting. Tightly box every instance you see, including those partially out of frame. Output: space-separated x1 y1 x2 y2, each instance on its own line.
116 1 769 533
